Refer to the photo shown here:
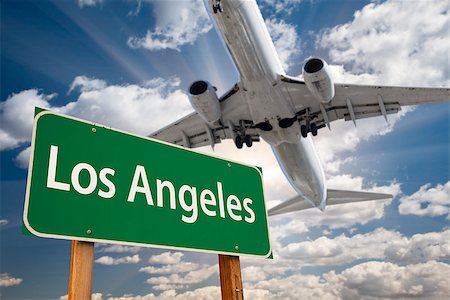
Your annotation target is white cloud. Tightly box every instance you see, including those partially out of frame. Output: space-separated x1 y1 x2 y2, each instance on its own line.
127 0 212 51
0 219 8 226
242 266 268 283
140 252 217 292
313 110 412 175
250 273 336 299
59 292 103 300
246 260 450 300
384 230 450 264
106 286 221 300
265 18 300 71
146 265 217 291
77 0 103 8
310 0 449 176
69 75 107 93
139 262 200 275
0 76 192 167
0 273 23 287
148 252 184 265
60 76 191 135
279 228 450 265
95 260 450 299
327 261 450 300
14 146 31 169
95 254 140 265
399 182 450 219
319 0 450 87
0 90 53 150
96 244 141 254
269 218 308 250
262 0 303 15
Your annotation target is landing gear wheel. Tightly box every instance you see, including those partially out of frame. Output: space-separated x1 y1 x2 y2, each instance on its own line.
244 135 253 148
235 135 243 149
212 2 223 13
300 125 308 138
311 123 318 136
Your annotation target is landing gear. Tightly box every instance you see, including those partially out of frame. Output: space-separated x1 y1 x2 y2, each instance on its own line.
213 0 223 13
310 123 318 136
230 120 259 149
235 135 243 149
300 122 318 138
234 134 253 149
244 135 253 147
300 125 308 138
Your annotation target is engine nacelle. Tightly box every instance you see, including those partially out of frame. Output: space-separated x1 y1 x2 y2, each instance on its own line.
303 58 335 103
188 80 221 125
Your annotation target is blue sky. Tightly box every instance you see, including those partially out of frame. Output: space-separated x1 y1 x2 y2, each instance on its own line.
1 0 449 299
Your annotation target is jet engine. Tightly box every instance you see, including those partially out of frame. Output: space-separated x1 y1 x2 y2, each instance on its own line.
188 80 221 125
303 58 335 103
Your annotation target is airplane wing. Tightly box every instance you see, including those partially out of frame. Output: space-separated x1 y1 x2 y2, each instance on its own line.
279 75 450 131
268 189 392 216
150 84 259 148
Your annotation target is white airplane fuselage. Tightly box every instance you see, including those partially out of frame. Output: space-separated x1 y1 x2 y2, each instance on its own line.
205 0 327 208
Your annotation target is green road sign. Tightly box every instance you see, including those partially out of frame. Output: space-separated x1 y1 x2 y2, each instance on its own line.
23 111 271 258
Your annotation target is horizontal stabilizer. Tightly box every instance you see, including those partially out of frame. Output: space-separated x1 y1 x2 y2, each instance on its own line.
326 189 392 205
268 189 392 217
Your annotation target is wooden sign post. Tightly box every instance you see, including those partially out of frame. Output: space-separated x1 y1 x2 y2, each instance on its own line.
68 241 95 300
218 254 244 300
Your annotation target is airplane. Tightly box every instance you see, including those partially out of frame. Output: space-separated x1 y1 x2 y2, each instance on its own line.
150 0 450 216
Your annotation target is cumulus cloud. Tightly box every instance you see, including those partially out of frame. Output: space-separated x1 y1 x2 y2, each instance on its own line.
244 260 450 300
71 260 450 299
68 75 107 93
146 265 217 291
59 292 103 300
14 146 31 169
96 244 141 254
384 230 450 264
139 262 200 275
95 254 140 265
265 18 300 71
269 218 308 249
104 286 221 300
1 76 192 167
148 252 184 265
279 228 450 265
0 90 53 150
77 0 103 8
313 110 413 175
305 0 450 176
127 0 212 51
139 251 218 292
399 182 450 219
0 273 23 287
262 0 303 15
327 261 450 300
319 0 450 87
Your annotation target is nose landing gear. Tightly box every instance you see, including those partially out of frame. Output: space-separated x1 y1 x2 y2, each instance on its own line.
212 0 223 13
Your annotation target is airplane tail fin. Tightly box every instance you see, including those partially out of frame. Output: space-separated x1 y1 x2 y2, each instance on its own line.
268 189 392 217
